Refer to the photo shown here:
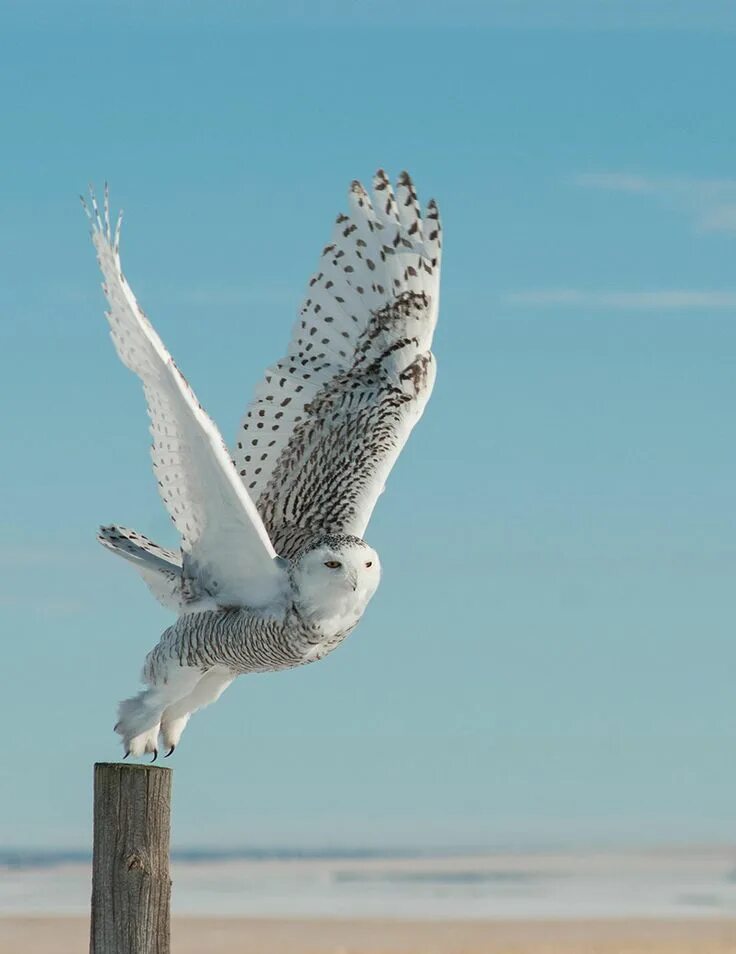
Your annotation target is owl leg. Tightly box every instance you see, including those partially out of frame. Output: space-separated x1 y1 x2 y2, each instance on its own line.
160 666 236 755
115 666 204 758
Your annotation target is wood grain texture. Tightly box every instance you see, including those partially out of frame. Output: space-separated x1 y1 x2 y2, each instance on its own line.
90 763 172 954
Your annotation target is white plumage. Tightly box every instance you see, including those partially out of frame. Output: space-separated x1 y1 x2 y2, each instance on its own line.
84 171 442 757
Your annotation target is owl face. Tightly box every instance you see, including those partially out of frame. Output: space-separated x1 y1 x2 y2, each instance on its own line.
291 536 381 625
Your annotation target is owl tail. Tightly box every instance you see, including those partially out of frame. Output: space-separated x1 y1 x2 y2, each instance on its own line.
98 525 183 611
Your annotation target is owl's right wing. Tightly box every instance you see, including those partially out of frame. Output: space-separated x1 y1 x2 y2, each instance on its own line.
233 171 441 557
86 189 285 608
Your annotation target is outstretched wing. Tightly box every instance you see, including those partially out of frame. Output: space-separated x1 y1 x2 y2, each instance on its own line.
86 189 285 608
233 171 441 558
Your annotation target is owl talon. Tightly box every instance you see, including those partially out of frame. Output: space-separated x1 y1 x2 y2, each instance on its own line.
165 746 175 758
151 749 158 762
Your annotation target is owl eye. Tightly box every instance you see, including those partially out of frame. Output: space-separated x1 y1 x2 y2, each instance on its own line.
365 561 373 568
324 560 342 569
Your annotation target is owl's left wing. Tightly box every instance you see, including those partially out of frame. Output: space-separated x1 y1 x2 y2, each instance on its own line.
86 189 285 608
233 171 441 557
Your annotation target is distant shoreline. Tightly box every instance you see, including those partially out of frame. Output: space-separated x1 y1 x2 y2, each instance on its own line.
2 841 735 870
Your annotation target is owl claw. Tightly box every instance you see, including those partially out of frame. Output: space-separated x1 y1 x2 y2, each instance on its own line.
165 746 175 758
151 749 158 762
123 751 130 760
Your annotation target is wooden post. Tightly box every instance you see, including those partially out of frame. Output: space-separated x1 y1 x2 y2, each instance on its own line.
90 762 172 954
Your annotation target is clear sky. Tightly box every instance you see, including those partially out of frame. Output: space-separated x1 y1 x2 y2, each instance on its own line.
1 1 735 850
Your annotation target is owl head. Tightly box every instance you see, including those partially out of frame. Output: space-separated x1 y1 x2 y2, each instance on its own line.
290 534 381 624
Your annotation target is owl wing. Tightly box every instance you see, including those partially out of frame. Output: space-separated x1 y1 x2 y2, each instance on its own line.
233 171 441 557
86 189 285 608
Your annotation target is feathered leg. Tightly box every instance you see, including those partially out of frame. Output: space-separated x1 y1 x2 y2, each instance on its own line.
115 666 204 758
160 667 236 755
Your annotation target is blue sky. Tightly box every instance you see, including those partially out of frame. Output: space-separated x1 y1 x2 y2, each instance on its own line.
1 2 735 850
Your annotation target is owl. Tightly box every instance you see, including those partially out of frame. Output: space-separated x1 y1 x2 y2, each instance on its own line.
85 170 441 757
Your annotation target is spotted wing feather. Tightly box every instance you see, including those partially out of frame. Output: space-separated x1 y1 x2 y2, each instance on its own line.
234 171 441 556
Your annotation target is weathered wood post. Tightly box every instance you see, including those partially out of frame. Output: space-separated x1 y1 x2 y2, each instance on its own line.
90 763 172 954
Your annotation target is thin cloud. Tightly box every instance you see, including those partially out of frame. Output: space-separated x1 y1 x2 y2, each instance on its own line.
0 592 86 618
574 172 736 234
505 289 736 310
161 285 298 308
59 284 297 309
575 173 654 193
0 544 76 567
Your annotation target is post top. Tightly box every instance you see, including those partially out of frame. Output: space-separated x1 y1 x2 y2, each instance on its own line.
94 761 172 774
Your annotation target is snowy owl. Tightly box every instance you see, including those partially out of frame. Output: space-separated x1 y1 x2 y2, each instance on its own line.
84 171 441 758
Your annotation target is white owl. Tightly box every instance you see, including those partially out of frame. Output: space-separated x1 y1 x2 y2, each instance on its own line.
84 171 441 758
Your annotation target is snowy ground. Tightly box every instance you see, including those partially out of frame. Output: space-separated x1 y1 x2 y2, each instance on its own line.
2 846 736 919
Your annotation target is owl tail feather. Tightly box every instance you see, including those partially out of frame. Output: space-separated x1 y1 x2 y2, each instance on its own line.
98 525 183 611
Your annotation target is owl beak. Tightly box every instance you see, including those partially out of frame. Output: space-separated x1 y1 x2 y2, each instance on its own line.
348 571 358 592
